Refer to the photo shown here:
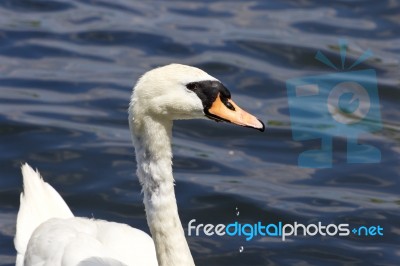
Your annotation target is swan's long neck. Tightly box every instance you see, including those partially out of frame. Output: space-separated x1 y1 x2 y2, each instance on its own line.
130 114 195 266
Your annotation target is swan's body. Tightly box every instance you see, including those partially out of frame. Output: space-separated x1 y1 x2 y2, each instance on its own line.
15 64 264 266
15 165 157 266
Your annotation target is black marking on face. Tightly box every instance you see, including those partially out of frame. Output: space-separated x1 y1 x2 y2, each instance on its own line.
186 80 233 116
187 80 265 132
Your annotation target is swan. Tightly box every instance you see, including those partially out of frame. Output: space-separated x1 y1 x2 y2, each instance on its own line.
15 63 265 266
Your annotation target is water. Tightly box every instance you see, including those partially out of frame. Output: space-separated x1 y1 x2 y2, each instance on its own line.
0 0 399 265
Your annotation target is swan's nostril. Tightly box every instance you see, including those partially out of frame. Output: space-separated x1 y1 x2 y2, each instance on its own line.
223 98 235 111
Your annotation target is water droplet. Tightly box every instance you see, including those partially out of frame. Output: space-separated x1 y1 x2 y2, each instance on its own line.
236 211 240 216
239 246 244 253
235 206 238 211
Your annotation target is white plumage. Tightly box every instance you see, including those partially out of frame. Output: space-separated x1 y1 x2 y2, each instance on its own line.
16 164 157 266
15 64 264 266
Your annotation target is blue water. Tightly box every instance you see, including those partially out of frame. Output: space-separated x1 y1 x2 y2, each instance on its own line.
0 0 399 265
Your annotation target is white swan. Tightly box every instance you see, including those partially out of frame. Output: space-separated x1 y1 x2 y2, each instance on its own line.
15 64 265 266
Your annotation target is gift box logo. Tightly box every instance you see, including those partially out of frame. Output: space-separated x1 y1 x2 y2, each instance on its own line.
286 40 381 168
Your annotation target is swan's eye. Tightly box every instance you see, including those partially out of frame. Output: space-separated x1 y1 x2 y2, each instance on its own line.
186 83 196 91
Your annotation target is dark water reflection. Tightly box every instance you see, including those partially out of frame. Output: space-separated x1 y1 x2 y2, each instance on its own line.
0 0 399 265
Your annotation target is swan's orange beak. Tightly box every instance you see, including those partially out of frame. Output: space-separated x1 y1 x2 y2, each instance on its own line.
206 93 265 132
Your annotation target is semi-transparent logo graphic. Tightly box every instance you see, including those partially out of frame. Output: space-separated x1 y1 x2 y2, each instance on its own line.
286 40 382 168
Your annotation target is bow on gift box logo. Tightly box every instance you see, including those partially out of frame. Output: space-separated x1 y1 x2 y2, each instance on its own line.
286 40 382 168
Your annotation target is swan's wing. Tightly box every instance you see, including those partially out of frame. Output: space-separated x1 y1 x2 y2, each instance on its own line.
16 164 157 266
15 163 74 266
24 217 158 266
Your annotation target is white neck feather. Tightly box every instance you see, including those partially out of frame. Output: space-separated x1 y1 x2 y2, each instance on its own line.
129 114 195 266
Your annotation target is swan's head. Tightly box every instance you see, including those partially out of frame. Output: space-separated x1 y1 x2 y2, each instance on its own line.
130 64 265 131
